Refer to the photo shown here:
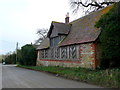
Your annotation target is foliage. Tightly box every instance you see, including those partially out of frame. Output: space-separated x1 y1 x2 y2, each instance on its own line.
4 53 16 64
95 2 120 68
3 44 37 66
19 44 37 66
16 49 23 65
0 55 2 63
17 65 120 88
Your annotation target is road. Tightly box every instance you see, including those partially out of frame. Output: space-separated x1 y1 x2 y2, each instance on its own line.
0 63 2 89
2 65 102 88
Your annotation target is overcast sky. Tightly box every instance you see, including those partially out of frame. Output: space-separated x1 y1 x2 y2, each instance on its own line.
0 0 83 55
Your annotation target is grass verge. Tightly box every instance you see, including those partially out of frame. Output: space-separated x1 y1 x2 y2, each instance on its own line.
17 65 120 88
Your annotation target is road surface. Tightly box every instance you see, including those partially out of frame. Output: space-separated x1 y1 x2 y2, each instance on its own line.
2 65 102 88
0 63 2 89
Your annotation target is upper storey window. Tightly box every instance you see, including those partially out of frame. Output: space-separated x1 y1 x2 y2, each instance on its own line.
50 35 65 47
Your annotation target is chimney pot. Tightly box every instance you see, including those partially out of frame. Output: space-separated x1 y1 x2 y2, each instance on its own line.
65 12 69 24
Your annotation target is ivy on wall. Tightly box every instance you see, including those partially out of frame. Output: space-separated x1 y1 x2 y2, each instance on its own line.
95 2 120 68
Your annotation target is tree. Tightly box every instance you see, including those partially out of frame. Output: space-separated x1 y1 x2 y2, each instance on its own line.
16 49 23 65
34 28 48 45
20 44 37 66
2 44 37 66
4 53 16 64
70 0 116 14
95 2 120 68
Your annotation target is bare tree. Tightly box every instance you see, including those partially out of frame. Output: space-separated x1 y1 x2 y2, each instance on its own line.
34 28 48 45
70 0 116 14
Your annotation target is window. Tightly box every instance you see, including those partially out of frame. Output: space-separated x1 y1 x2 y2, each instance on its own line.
61 47 67 59
50 37 59 47
55 47 60 59
41 50 44 58
44 50 48 58
59 35 65 41
50 38 54 47
54 37 59 46
39 51 43 59
69 45 77 59
40 45 79 60
40 49 48 59
50 48 54 58
50 35 66 47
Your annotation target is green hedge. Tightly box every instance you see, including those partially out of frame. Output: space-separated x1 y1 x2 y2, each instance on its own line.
18 44 37 66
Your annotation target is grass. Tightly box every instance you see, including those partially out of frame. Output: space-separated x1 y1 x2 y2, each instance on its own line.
17 65 120 88
0 55 2 63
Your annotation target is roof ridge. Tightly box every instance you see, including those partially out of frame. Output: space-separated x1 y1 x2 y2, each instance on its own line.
52 21 65 24
52 21 70 25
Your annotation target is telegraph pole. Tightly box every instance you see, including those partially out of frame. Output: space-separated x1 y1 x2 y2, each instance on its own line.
16 42 18 64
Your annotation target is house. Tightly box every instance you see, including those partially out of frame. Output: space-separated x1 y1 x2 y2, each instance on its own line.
36 5 113 69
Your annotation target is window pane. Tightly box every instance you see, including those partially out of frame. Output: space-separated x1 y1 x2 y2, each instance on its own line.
55 47 60 59
61 47 67 59
41 50 44 58
54 37 59 46
45 49 48 58
69 45 77 59
51 48 54 58
50 38 54 47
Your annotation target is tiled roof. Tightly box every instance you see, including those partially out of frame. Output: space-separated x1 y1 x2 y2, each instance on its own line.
37 5 113 49
47 21 71 38
37 21 71 50
36 38 50 50
59 5 113 46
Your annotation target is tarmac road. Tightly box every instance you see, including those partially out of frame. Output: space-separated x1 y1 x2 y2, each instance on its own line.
2 65 102 88
0 63 2 89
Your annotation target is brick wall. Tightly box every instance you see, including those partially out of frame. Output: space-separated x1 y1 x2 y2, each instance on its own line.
80 43 96 69
37 42 96 69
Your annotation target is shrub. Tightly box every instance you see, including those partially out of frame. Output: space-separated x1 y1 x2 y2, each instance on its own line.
19 44 37 66
4 53 16 64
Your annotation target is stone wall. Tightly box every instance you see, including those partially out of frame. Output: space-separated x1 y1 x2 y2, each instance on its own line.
37 42 96 69
80 43 96 69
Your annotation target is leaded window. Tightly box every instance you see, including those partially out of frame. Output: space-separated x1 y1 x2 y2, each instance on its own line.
50 37 59 47
55 47 60 59
50 38 54 47
44 49 48 58
51 48 54 58
69 45 77 59
54 37 59 46
61 47 67 59
50 35 66 47
59 35 65 41
39 51 42 59
41 50 44 58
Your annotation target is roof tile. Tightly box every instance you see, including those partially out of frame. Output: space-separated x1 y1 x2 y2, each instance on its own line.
59 5 113 46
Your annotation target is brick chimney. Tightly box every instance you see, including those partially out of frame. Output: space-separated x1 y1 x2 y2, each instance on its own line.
65 12 69 24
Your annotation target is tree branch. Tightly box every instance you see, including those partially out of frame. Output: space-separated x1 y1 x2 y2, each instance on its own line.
72 1 115 10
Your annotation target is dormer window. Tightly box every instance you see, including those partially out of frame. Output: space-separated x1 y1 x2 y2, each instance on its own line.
47 21 71 47
50 35 66 47
50 36 59 47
